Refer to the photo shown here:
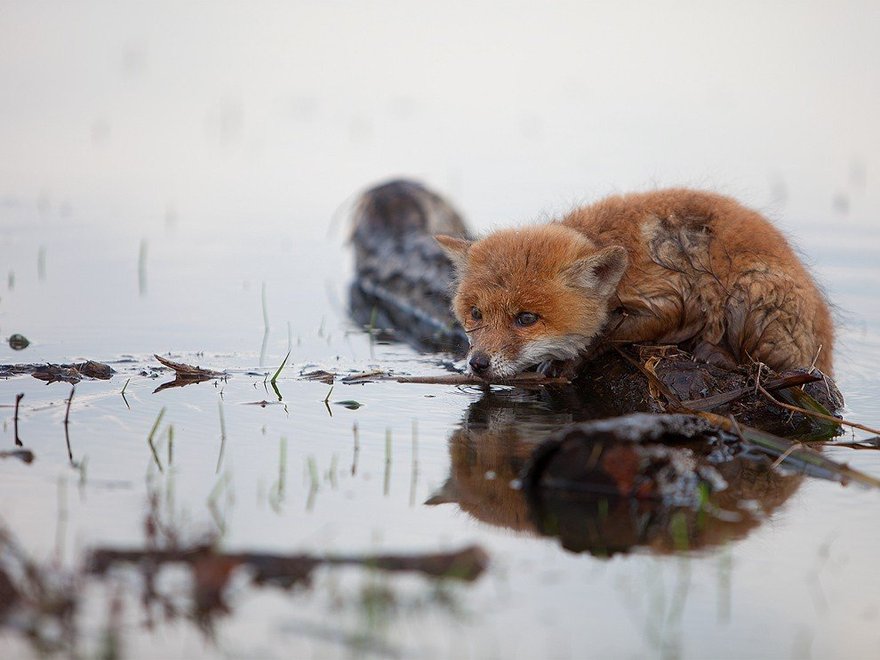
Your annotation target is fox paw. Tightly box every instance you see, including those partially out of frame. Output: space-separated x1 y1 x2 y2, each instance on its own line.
692 341 737 370
537 358 582 380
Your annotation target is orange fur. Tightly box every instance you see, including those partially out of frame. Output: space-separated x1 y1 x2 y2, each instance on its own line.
437 189 833 378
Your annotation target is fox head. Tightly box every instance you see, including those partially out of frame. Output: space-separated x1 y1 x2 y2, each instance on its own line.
436 224 628 379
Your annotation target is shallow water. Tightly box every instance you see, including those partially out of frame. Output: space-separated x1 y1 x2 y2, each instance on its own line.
2 3 880 658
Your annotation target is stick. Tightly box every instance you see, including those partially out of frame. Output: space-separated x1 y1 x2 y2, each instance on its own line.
88 544 489 582
696 410 880 488
771 441 803 470
681 373 820 411
756 383 880 436
343 372 570 386
64 385 75 427
612 346 683 408
147 408 166 473
64 386 75 462
13 393 23 447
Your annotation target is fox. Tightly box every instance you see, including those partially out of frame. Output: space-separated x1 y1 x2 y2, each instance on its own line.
436 188 833 380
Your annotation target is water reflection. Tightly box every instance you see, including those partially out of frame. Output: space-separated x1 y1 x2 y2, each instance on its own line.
0 466 488 657
428 388 802 556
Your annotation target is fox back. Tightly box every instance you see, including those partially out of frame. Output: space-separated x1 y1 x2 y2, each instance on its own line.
438 189 833 378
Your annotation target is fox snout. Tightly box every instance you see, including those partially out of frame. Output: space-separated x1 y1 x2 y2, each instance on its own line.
464 344 534 380
464 339 579 380
463 341 517 380
467 351 492 377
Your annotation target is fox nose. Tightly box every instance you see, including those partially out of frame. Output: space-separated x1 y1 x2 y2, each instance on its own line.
468 352 491 375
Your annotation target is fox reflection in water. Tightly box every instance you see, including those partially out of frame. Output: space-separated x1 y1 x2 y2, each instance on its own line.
426 388 801 556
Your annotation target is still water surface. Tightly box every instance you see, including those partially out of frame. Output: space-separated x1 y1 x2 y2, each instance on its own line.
2 2 880 658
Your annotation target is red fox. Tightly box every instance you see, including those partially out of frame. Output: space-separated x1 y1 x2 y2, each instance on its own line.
436 189 833 379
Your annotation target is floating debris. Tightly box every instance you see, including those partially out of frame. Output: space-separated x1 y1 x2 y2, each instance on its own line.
8 334 29 350
0 360 114 384
300 369 336 384
334 400 364 410
154 354 224 378
0 449 34 464
153 354 225 392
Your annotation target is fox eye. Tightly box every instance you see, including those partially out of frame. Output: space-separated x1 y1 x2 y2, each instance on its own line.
470 306 482 322
515 312 540 327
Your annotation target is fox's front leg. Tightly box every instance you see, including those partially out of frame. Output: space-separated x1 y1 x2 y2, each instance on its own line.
537 356 585 380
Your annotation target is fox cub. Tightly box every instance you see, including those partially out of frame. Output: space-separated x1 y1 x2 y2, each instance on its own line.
437 189 833 379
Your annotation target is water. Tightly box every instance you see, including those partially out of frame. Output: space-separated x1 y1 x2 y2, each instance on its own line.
2 2 880 658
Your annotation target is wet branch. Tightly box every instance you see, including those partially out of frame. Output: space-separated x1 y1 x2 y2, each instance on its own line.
88 544 489 584
341 371 570 386
681 373 820 411
13 393 24 447
756 383 880 436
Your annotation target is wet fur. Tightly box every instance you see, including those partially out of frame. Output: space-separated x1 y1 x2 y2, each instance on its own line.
438 189 834 378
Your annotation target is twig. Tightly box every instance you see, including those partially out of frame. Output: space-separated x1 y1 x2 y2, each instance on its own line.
681 373 820 411
612 346 683 409
832 438 880 450
154 354 224 378
64 386 75 427
808 344 823 374
753 362 766 396
771 441 803 470
343 372 570 386
120 378 131 410
416 373 568 386
147 408 166 473
756 383 880 435
727 414 744 442
323 385 334 417
696 410 880 488
13 393 24 446
64 386 75 463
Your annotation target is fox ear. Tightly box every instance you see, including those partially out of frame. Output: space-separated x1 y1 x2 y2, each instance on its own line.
565 245 628 297
435 235 472 273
